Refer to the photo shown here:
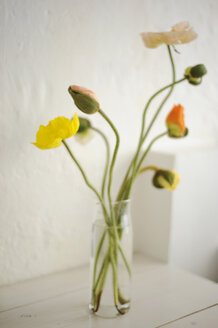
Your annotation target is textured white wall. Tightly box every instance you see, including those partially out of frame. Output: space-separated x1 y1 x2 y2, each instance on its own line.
1 0 218 286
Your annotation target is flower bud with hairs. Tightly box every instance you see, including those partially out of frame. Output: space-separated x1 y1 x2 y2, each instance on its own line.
68 85 100 114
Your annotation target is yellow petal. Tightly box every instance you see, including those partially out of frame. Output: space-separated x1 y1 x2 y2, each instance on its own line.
49 115 79 139
157 170 180 190
32 114 80 150
71 113 80 135
32 125 62 149
170 170 180 190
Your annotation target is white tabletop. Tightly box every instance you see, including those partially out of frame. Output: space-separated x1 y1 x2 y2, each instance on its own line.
0 254 218 328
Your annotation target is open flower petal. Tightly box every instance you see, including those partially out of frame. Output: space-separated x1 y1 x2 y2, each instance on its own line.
32 114 79 150
172 21 191 32
32 126 62 149
49 115 79 139
141 21 197 48
140 32 163 48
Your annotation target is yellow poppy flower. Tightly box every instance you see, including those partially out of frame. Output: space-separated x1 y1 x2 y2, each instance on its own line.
32 114 79 149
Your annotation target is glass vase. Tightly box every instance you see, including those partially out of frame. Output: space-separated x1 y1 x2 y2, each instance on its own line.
89 200 132 317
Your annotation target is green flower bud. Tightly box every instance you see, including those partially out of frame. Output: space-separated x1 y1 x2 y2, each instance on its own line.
190 64 207 78
184 64 207 85
78 117 91 134
68 85 100 114
75 117 94 145
152 170 180 190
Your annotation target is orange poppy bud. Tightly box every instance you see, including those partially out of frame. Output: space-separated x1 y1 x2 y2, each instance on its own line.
166 104 188 138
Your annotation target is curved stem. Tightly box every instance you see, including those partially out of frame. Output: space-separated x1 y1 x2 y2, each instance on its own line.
62 140 109 224
99 109 120 227
125 132 168 199
116 78 185 201
142 46 176 144
116 45 181 202
138 165 159 175
91 127 110 199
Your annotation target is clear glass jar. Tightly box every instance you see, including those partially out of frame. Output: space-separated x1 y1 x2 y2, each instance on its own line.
89 200 132 317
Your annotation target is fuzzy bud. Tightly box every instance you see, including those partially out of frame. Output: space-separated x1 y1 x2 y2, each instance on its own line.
68 85 100 114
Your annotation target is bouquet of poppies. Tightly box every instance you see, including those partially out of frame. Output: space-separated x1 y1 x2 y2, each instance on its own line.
33 22 207 315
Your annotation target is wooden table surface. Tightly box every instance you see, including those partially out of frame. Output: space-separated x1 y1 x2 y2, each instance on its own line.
0 254 218 328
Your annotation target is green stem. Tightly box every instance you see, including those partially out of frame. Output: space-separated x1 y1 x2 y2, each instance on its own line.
136 132 168 173
93 251 109 292
124 132 168 200
116 79 185 201
91 127 110 199
89 127 110 302
62 140 109 224
93 236 131 293
98 109 122 289
109 238 119 309
128 46 176 197
116 46 184 202
99 110 120 223
92 230 106 292
142 45 176 143
94 254 110 312
91 112 120 300
138 165 159 175
118 244 131 276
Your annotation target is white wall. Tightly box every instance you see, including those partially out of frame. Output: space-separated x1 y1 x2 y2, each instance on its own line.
1 0 218 286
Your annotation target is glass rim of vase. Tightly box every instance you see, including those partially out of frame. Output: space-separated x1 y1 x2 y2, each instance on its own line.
95 199 131 206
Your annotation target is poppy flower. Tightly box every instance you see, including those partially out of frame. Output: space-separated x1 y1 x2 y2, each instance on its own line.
32 114 79 149
141 21 197 48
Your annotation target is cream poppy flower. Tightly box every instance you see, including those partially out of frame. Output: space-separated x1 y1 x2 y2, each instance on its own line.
141 21 197 48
